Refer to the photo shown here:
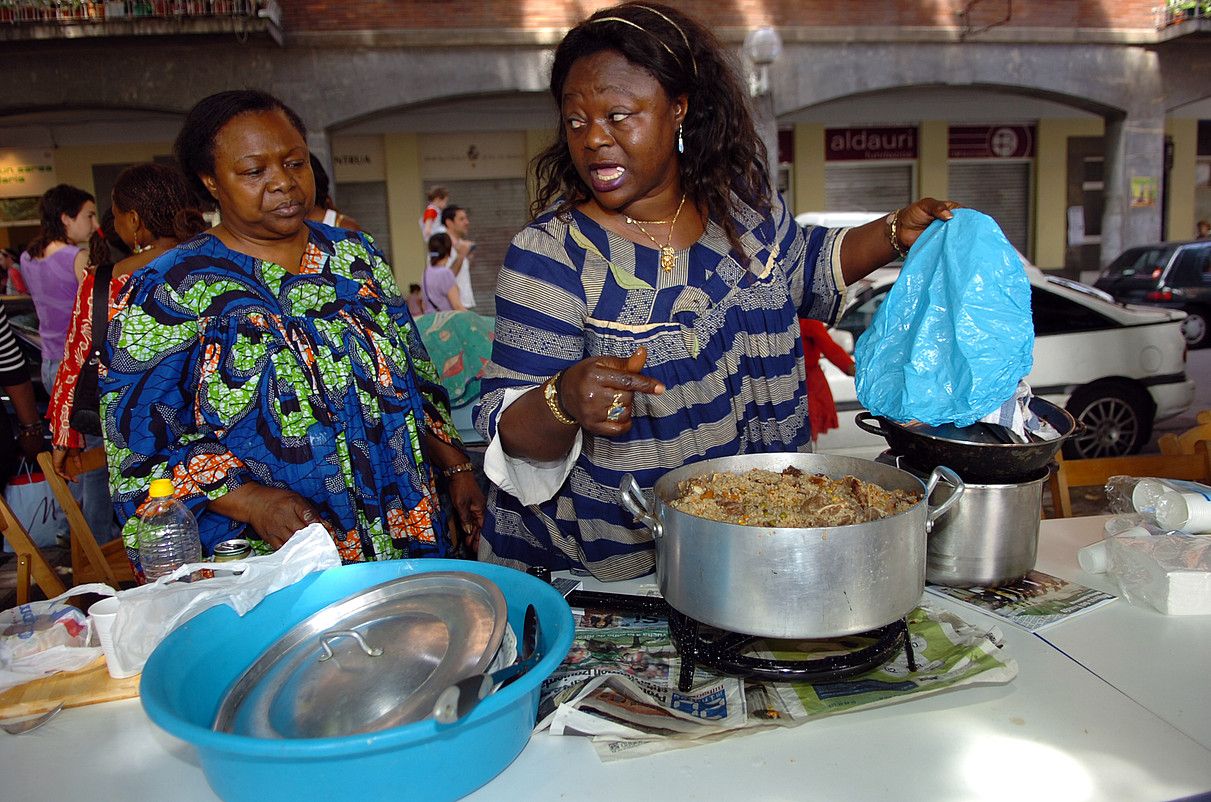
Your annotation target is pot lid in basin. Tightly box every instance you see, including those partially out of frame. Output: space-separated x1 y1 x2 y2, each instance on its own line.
213 572 507 739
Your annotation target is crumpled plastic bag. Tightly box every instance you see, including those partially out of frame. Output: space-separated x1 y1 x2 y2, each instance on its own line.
854 208 1034 427
0 523 340 690
0 594 101 694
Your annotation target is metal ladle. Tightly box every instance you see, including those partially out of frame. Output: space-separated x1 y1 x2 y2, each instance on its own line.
431 604 540 725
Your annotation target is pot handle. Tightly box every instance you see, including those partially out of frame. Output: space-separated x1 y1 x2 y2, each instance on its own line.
855 411 885 437
924 465 965 533
620 473 662 541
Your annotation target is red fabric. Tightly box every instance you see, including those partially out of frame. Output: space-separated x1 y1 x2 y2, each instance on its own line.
799 318 855 441
8 264 27 294
49 271 130 449
422 206 439 223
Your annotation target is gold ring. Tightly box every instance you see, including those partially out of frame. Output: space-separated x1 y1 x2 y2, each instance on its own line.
606 392 626 421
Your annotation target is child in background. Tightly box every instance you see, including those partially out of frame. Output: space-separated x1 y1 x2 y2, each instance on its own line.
799 318 855 444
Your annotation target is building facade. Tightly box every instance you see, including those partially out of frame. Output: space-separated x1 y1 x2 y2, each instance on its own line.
2 1 1209 309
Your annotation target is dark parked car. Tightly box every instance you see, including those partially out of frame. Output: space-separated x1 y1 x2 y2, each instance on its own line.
1094 240 1211 348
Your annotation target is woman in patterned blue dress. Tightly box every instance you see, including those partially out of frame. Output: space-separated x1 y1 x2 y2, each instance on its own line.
102 91 483 572
475 3 958 581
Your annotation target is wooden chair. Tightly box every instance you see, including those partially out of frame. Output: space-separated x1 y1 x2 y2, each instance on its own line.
1158 409 1211 456
0 487 67 602
1049 440 1211 518
35 449 134 587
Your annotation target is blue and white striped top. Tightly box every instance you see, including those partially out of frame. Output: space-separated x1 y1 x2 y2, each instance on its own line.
475 192 847 581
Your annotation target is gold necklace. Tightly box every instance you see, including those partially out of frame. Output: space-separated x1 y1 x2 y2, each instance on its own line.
626 193 687 272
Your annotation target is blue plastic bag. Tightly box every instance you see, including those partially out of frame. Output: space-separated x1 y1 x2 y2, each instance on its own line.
854 209 1033 427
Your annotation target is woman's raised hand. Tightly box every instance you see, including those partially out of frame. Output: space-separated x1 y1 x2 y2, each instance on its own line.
895 198 961 250
560 346 665 437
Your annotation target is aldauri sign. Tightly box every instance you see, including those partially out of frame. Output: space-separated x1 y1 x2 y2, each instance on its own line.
825 127 917 161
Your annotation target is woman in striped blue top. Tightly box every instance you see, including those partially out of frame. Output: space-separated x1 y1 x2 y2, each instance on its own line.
475 3 958 581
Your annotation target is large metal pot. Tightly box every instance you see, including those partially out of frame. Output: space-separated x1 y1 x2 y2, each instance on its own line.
855 396 1078 483
620 453 963 640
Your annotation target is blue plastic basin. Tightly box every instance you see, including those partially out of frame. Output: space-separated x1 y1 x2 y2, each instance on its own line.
140 560 574 802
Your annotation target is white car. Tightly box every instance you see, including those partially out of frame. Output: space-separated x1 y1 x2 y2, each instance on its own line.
814 266 1196 460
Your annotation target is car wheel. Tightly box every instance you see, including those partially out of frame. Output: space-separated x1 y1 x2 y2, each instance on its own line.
1063 382 1154 459
1182 307 1210 349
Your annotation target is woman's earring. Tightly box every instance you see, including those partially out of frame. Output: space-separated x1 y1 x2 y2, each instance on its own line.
677 125 685 154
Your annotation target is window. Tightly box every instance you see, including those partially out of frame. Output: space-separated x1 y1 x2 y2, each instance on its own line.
1032 286 1114 335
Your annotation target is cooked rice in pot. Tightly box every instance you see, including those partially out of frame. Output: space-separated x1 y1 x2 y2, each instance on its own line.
669 466 920 527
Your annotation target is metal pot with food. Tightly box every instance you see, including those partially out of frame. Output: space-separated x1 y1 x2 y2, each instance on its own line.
621 453 963 640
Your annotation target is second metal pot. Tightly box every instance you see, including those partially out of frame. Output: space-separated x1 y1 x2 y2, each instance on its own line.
621 453 963 640
925 469 1048 587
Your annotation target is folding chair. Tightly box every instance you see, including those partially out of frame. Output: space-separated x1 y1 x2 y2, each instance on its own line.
35 450 134 587
0 488 67 602
1048 440 1211 518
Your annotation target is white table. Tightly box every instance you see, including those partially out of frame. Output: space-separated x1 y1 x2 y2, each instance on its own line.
2 516 1209 802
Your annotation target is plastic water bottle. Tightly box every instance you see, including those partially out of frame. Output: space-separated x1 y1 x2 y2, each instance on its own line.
137 479 202 581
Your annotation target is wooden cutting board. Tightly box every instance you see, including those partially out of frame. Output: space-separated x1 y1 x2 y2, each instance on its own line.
0 656 140 718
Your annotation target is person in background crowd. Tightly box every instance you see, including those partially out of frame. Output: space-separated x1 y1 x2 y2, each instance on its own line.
420 185 449 240
50 163 205 547
422 232 466 312
102 89 483 573
799 318 855 444
475 2 957 581
441 204 477 309
306 154 362 232
71 210 125 285
0 248 20 294
1197 219 1210 239
407 283 425 318
21 184 98 391
0 304 43 489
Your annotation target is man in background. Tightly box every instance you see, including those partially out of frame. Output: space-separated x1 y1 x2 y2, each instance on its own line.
441 204 476 309
1197 219 1210 240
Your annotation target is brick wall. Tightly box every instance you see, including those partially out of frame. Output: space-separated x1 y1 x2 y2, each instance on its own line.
282 1 1159 33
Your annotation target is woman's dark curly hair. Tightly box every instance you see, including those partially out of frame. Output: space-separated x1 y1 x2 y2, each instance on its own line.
174 89 308 204
27 184 94 259
111 162 209 247
531 2 770 255
86 209 130 268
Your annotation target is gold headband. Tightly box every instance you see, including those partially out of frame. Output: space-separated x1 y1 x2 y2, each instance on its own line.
588 10 698 77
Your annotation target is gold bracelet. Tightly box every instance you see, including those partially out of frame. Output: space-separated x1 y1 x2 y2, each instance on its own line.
542 372 577 426
441 462 475 478
888 209 909 259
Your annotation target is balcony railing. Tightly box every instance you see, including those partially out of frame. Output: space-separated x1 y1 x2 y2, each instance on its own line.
0 1 281 38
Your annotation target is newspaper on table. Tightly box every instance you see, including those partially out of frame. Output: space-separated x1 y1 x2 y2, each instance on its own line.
536 599 1017 761
925 569 1116 632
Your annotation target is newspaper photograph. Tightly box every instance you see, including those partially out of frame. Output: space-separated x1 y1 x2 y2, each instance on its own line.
925 569 1116 632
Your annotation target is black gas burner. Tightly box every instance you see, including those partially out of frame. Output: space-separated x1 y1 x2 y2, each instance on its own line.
566 590 917 692
667 608 915 692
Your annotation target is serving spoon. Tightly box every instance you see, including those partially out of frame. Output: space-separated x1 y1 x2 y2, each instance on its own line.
432 604 540 725
0 703 64 735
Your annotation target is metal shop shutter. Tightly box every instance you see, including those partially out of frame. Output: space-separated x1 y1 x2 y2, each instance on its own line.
334 181 393 260
948 162 1030 255
824 164 913 214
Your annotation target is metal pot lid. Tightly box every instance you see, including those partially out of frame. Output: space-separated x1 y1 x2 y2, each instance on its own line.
213 572 506 739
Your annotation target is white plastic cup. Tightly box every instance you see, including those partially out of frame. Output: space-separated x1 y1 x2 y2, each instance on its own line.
1077 541 1109 573
88 597 138 679
1131 478 1168 515
1154 490 1211 534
